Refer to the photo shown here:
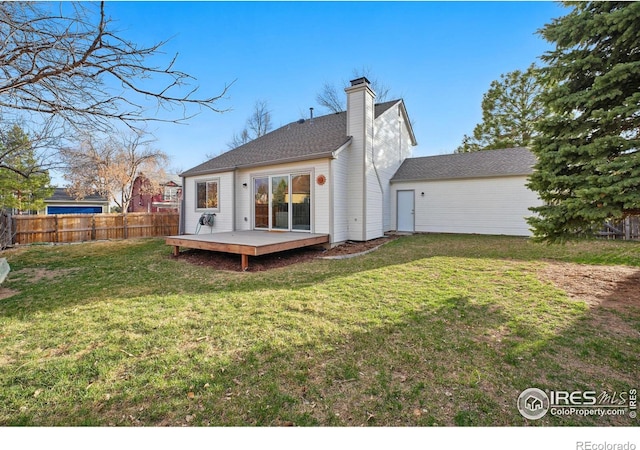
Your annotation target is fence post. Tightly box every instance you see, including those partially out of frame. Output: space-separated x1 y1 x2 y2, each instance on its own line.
625 216 631 241
91 214 96 241
54 214 59 243
123 213 128 240
0 210 13 249
9 213 14 247
11 214 15 246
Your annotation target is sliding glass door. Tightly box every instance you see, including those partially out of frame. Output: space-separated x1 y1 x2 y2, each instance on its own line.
254 177 269 229
291 174 310 231
253 173 310 231
271 176 289 230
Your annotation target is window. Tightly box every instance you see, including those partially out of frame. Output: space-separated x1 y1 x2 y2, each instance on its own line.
163 186 179 202
196 180 219 210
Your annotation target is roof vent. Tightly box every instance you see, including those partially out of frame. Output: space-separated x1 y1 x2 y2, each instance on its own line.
350 76 371 87
297 118 305 124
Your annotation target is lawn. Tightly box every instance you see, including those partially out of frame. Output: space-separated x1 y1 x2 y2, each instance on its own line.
0 234 638 426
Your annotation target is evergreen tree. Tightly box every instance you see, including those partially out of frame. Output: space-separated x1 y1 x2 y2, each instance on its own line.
0 125 53 213
527 2 640 241
456 64 546 153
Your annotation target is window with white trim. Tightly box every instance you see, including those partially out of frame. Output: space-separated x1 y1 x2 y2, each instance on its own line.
163 186 179 202
196 179 219 210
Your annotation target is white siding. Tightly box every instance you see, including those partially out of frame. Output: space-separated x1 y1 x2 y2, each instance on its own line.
236 158 331 235
391 176 542 236
331 152 350 244
345 84 370 241
183 172 234 234
372 104 415 235
364 96 383 241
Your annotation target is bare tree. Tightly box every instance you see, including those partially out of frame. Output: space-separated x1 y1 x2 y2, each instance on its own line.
0 1 231 175
247 100 272 139
227 129 252 150
226 100 273 149
316 82 344 115
61 131 169 215
316 68 391 113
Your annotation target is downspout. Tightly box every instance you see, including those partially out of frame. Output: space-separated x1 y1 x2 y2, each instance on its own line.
232 169 236 231
361 94 367 241
371 107 384 196
371 113 384 237
398 107 403 163
179 175 186 234
328 157 333 244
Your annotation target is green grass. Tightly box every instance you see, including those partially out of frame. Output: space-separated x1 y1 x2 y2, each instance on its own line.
0 234 638 426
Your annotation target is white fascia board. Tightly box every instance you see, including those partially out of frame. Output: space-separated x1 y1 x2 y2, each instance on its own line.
331 137 353 158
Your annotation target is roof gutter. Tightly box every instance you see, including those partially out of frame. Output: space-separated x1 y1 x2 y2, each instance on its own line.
390 173 535 184
331 137 353 158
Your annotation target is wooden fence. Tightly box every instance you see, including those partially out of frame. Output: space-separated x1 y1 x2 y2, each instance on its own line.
12 212 179 245
599 216 640 241
0 209 12 249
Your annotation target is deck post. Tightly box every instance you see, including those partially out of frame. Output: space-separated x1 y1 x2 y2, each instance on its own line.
173 245 180 257
241 254 249 271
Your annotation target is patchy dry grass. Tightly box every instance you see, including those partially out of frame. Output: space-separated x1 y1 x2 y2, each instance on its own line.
0 234 638 426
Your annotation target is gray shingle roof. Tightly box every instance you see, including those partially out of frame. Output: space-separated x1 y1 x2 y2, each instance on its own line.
181 100 401 177
391 147 536 182
47 188 108 203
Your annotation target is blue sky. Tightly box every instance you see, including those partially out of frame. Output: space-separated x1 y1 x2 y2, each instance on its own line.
103 1 566 174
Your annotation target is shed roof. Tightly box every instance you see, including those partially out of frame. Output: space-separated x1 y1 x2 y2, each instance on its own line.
391 147 536 182
181 100 402 177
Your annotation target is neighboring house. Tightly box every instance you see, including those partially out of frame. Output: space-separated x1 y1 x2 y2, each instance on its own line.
179 77 541 243
390 148 542 236
128 175 182 213
43 188 109 215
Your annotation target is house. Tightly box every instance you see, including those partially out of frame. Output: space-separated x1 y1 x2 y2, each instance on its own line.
390 147 542 236
128 175 182 213
43 188 109 215
180 77 417 245
178 77 540 246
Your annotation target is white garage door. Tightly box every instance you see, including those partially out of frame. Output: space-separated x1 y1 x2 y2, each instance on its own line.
409 176 541 236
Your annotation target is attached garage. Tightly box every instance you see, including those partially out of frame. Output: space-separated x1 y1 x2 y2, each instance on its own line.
390 147 542 237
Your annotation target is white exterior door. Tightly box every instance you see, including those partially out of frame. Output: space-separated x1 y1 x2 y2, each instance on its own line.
397 190 415 232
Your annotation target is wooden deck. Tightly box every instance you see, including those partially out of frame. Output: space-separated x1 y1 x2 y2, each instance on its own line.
166 231 330 270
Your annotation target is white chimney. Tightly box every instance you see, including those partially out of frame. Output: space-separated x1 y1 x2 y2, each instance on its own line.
344 77 376 241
